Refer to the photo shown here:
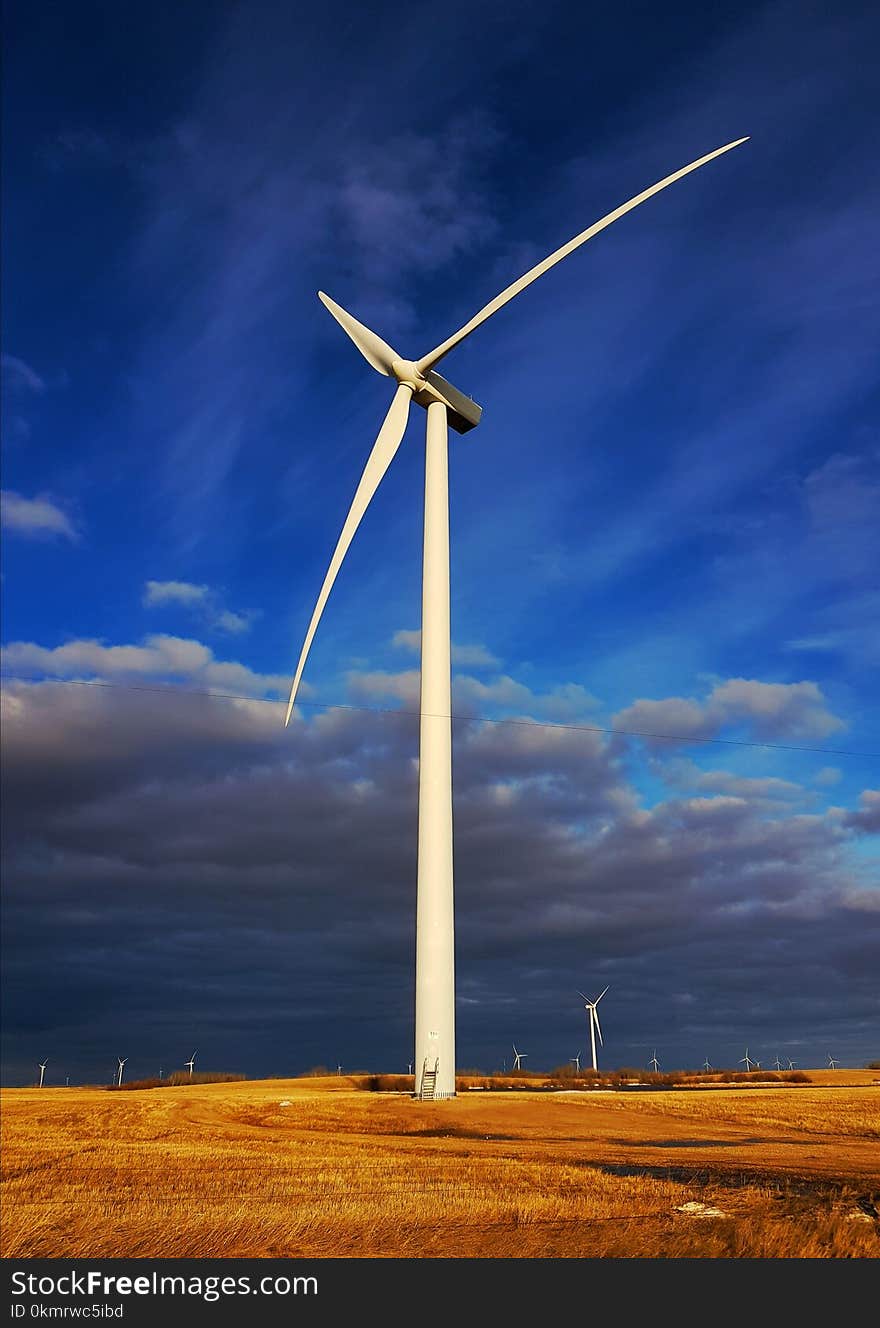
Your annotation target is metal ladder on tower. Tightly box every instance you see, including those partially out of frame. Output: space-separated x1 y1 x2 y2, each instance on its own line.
420 1058 439 1101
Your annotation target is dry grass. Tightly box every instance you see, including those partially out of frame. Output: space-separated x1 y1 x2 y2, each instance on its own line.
2 1075 878 1259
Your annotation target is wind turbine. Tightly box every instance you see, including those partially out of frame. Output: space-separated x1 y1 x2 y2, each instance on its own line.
512 1044 527 1072
787 1058 797 1070
37 1061 47 1088
283 139 749 1102
116 1057 127 1087
186 1052 196 1078
739 1049 754 1072
702 1057 712 1073
649 1050 660 1073
571 1053 581 1073
827 1055 839 1069
578 987 609 1072
773 1055 783 1071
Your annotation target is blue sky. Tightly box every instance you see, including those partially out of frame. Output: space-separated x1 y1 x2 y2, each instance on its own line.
2 0 878 1083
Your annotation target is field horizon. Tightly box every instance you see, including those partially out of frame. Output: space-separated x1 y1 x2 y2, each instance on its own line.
2 1070 877 1259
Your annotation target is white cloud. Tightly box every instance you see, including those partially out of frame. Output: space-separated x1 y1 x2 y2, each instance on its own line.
347 665 598 722
347 669 421 707
844 789 880 835
614 677 845 747
0 491 78 541
813 766 842 787
1 634 291 699
392 629 499 670
143 580 209 607
711 679 844 739
1 354 46 394
784 635 840 653
213 609 252 635
392 629 421 653
658 758 808 804
143 580 255 634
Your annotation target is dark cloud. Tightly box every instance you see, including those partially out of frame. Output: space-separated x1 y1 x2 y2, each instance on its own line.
2 657 877 1084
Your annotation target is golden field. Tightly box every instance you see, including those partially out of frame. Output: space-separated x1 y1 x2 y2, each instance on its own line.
2 1072 878 1259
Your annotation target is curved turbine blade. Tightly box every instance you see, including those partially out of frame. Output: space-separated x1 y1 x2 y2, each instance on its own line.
416 138 749 375
284 384 413 726
593 1008 603 1047
318 291 399 376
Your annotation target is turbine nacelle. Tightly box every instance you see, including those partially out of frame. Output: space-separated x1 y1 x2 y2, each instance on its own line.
391 356 482 434
318 290 482 435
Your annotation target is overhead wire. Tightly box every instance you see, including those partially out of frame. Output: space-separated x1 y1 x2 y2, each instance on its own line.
2 673 877 761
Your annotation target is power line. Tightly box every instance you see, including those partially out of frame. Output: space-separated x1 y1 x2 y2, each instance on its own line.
2 673 877 761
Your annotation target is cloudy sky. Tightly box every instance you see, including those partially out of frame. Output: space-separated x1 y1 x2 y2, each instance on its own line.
2 0 877 1084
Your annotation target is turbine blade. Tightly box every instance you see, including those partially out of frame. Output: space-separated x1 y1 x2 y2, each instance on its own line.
318 291 399 377
593 1008 603 1046
284 385 413 725
595 985 609 1003
416 138 749 375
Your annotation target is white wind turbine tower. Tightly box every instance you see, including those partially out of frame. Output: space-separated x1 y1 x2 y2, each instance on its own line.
739 1049 755 1072
512 1044 527 1072
116 1057 127 1087
649 1050 660 1073
571 1053 581 1072
186 1052 196 1078
774 1055 783 1071
827 1055 839 1069
37 1061 47 1088
284 139 748 1102
578 987 609 1072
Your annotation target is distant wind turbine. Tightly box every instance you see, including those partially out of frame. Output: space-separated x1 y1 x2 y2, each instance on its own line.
578 988 609 1072
116 1058 127 1087
185 1052 196 1078
827 1055 839 1069
649 1050 660 1073
512 1045 527 1072
739 1049 755 1072
283 138 749 1102
571 1053 581 1073
37 1061 47 1089
774 1056 783 1071
787 1058 797 1070
702 1057 712 1073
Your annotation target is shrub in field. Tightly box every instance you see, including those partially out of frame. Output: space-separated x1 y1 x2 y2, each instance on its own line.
164 1070 245 1087
363 1074 413 1092
108 1071 246 1090
107 1078 165 1092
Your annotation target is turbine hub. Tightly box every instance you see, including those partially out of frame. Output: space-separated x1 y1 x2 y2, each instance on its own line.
390 358 426 391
